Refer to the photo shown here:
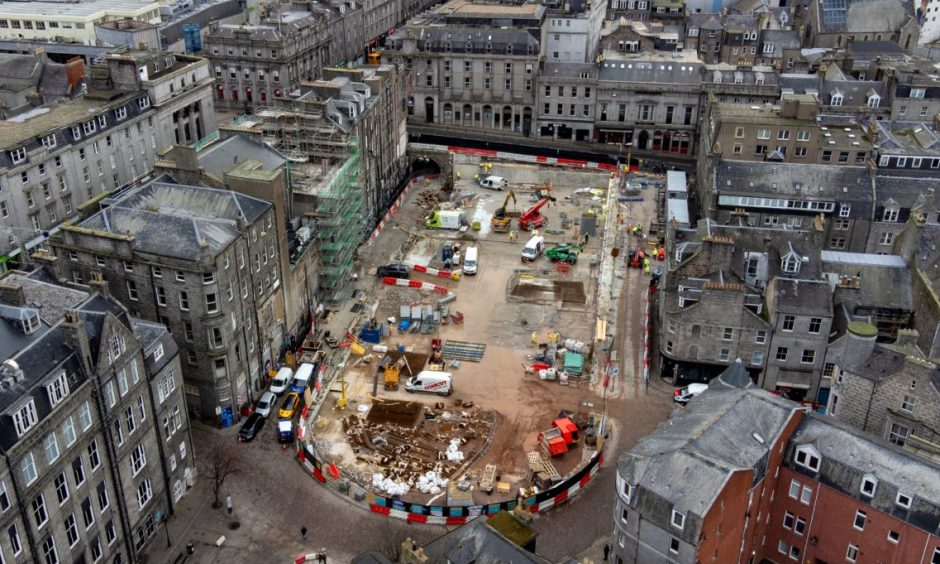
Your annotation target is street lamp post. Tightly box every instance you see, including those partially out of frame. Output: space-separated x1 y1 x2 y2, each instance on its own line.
159 512 172 548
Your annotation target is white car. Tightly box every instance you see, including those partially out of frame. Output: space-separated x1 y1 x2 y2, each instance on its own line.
673 383 708 405
255 391 277 417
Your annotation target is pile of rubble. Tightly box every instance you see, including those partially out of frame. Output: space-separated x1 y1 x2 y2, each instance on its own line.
342 400 497 489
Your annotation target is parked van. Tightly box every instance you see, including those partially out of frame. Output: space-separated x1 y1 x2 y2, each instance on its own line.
291 363 315 393
404 370 453 396
463 246 479 275
479 176 508 190
521 236 545 262
270 367 294 395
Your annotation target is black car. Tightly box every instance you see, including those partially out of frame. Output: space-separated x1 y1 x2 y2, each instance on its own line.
238 413 266 442
376 263 410 279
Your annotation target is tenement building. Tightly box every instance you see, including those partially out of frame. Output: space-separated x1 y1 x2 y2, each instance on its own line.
0 49 215 258
384 0 544 135
0 267 191 563
613 379 940 563
48 182 283 424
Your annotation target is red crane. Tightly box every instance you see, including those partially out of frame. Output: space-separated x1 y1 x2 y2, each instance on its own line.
518 196 556 231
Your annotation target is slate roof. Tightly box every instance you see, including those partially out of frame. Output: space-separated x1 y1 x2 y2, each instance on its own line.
821 78 886 107
875 122 940 156
779 73 822 94
0 54 41 92
78 182 271 261
619 388 799 516
791 413 940 509
598 58 702 84
772 279 833 316
419 515 550 564
716 358 754 389
760 30 800 58
822 253 913 311
715 162 872 213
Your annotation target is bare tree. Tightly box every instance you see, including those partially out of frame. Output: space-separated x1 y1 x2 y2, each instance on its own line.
199 440 243 508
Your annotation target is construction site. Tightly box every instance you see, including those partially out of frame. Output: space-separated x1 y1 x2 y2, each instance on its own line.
303 152 664 508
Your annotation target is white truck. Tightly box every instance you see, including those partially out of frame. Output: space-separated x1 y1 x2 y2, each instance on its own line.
479 176 508 190
425 210 468 230
521 235 545 262
404 370 453 396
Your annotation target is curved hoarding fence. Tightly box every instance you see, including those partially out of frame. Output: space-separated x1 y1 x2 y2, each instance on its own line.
296 429 603 525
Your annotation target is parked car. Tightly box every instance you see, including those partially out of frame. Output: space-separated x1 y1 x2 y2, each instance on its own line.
673 383 709 405
278 391 302 419
376 263 410 279
238 413 265 442
255 391 276 418
269 367 294 396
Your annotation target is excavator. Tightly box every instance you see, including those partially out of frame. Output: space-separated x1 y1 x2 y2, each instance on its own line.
491 189 517 232
519 195 556 231
546 243 583 264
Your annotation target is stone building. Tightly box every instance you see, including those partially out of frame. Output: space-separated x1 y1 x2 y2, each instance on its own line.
659 224 772 383
762 277 834 401
699 95 872 165
383 0 544 135
155 134 321 342
698 160 874 253
0 267 191 563
0 49 215 258
594 50 702 153
0 52 85 118
49 182 282 423
828 326 940 456
204 13 331 110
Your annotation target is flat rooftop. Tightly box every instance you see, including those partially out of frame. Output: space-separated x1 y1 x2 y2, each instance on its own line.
0 0 159 18
442 0 543 16
0 95 133 151
716 102 816 125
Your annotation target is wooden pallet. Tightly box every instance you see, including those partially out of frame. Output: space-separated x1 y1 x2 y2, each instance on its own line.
441 340 486 362
526 451 560 479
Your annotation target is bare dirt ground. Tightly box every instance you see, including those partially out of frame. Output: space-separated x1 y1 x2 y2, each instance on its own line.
315 158 618 503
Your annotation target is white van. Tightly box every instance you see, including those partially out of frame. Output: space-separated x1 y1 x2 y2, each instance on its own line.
290 363 315 393
404 370 453 396
521 236 545 262
270 367 294 395
479 176 508 190
464 246 479 275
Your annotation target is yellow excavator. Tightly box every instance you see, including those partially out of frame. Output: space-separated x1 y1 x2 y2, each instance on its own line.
384 356 413 391
491 189 517 232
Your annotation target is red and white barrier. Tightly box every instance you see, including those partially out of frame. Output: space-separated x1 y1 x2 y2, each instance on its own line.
409 263 458 279
364 174 440 249
410 142 619 172
381 277 452 295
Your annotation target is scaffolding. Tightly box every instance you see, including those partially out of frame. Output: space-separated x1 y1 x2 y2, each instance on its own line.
225 101 363 305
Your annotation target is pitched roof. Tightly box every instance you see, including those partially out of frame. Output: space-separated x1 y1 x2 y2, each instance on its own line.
619 388 799 516
791 413 940 508
78 182 271 260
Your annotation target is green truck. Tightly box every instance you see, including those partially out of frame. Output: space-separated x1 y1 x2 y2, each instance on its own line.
546 243 582 264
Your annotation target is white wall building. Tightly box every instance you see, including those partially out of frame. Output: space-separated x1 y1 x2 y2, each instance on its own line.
0 0 161 46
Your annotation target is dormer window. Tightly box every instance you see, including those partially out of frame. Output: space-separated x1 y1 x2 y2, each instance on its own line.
714 71 722 84
781 253 800 274
794 445 820 472
860 474 878 497
12 399 38 438
831 91 844 106
465 42 472 53
671 509 686 530
46 372 69 407
866 92 881 108
621 480 634 502
883 207 899 222
895 492 912 509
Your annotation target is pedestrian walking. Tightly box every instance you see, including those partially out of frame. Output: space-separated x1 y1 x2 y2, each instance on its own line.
603 544 610 561
301 526 308 539
225 495 233 515
318 549 327 563
509 230 516 242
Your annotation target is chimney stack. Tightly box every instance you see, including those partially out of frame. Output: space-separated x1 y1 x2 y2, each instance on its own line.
62 310 94 376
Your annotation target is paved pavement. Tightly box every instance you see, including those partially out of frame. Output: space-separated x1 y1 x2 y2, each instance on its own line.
144 423 438 564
